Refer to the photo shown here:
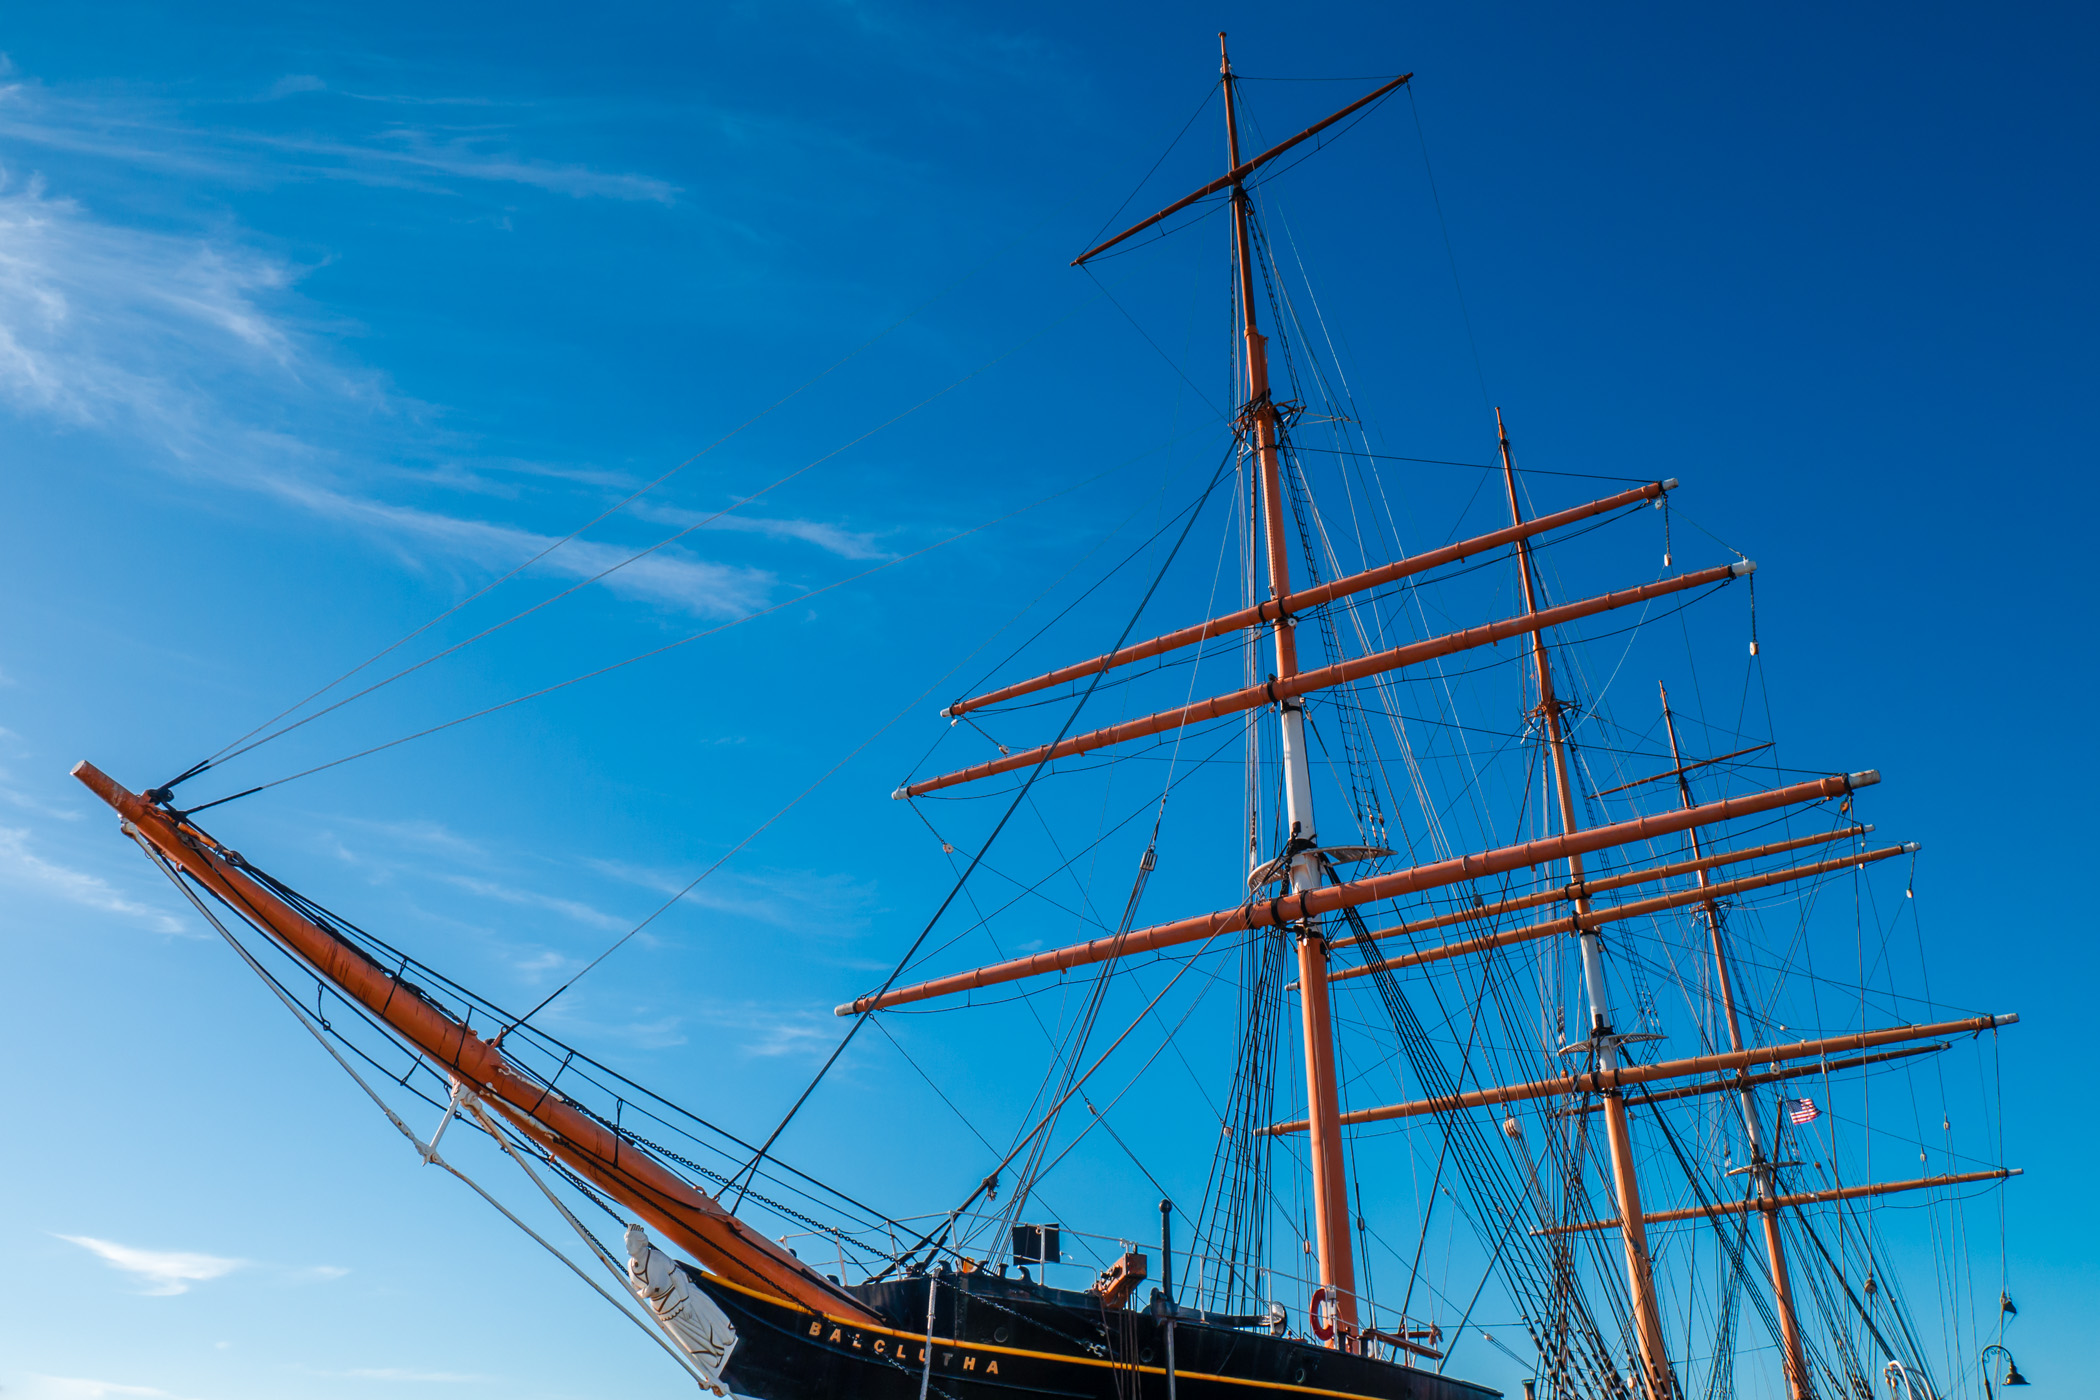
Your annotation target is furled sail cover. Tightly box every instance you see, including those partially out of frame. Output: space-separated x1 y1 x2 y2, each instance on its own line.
626 1224 738 1393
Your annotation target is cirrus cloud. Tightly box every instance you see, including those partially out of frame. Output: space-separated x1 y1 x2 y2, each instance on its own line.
56 1235 245 1296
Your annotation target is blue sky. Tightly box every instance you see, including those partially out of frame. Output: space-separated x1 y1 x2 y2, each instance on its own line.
0 3 2092 1398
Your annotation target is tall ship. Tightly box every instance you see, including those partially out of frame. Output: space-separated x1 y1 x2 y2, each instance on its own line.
77 39 2024 1400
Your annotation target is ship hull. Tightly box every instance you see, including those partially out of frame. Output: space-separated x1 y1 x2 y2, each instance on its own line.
698 1271 1501 1400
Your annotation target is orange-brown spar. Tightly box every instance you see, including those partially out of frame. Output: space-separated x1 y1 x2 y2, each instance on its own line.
844 771 1876 1015
1259 1012 2018 1134
1536 1168 2023 1235
72 760 880 1325
1322 842 1916 984
1069 69 1414 267
941 480 1675 720
1328 824 1874 953
1557 1042 1947 1117
899 562 1753 800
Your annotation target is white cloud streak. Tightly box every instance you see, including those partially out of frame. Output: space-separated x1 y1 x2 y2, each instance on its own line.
440 873 628 932
0 828 187 934
56 1235 245 1296
0 173 770 618
633 500 893 561
0 82 678 203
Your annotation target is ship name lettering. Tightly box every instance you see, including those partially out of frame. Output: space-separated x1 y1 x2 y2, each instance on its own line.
828 1328 844 1343
851 1333 864 1349
873 1339 886 1355
809 1321 823 1337
987 1361 999 1375
963 1356 977 1372
940 1351 955 1367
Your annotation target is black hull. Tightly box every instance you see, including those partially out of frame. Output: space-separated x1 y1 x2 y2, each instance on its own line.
697 1270 1502 1400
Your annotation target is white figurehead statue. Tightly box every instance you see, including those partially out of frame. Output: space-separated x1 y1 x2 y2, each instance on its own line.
625 1223 737 1395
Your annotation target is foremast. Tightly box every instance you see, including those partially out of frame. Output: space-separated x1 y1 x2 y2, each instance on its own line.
1217 33 1361 1352
1496 413 1674 1398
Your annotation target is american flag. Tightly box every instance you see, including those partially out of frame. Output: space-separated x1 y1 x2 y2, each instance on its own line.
1788 1098 1821 1125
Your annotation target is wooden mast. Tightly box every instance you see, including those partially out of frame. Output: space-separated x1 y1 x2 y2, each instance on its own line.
1660 686 1811 1400
1495 410 1675 1399
1218 31 1359 1351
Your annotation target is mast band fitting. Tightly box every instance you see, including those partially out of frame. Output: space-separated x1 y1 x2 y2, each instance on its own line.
1728 559 1757 578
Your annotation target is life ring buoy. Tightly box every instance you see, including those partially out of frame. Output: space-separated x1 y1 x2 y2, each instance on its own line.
1309 1286 1335 1341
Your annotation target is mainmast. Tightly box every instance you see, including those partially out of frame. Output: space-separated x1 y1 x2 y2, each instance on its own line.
1219 32 1359 1350
1659 686 1810 1400
1496 412 1675 1399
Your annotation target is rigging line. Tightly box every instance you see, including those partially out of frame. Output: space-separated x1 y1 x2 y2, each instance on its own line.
134 838 700 1375
193 288 1141 786
903 473 1207 790
725 447 1237 1209
182 820 924 1234
1086 78 1223 249
895 725 1245 979
1082 265 1227 417
1435 1204 1524 1374
1238 73 1411 83
190 429 1215 810
873 1019 1000 1156
870 928 1238 1286
957 444 1235 716
1005 949 1239 1243
182 186 1114 788
500 584 1043 1037
1008 439 1245 1220
1404 86 1490 412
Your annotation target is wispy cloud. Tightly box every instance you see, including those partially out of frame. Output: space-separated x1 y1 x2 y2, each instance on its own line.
586 857 876 933
56 1235 245 1295
0 779 84 820
633 500 894 561
0 82 678 203
440 873 628 932
0 828 187 934
269 478 775 618
0 171 770 619
0 176 318 437
695 999 836 1059
338 816 485 859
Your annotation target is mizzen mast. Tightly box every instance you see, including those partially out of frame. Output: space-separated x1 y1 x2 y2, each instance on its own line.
1496 411 1676 1399
1660 686 1810 1400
